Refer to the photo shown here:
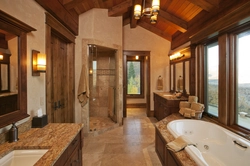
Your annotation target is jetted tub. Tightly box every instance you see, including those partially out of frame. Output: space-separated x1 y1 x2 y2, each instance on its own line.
167 119 250 166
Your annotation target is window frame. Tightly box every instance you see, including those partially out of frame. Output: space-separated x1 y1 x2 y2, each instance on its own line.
126 56 144 98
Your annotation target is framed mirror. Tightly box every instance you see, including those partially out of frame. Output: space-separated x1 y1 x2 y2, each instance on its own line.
0 10 35 128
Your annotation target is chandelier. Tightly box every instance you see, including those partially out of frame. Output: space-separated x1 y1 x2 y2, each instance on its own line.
134 0 160 24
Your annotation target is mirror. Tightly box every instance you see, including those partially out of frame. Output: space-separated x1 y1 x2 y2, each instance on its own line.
170 64 173 91
175 62 183 92
1 64 9 91
0 10 35 128
185 61 190 94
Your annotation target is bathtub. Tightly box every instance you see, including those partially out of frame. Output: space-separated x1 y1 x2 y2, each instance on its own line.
167 119 250 166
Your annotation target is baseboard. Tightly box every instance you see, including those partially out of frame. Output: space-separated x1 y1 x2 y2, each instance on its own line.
126 103 146 108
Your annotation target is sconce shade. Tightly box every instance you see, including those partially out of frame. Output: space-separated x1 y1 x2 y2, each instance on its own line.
32 50 46 76
0 55 3 60
134 4 142 20
152 0 160 15
37 53 46 72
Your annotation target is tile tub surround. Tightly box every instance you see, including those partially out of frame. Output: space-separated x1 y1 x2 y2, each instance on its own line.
155 113 197 166
0 123 83 166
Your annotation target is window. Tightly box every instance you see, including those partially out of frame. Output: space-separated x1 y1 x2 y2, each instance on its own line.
126 59 144 97
205 42 219 117
236 31 250 130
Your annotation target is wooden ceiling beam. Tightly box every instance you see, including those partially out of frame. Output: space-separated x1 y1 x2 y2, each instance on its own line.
108 0 132 17
187 0 216 12
63 0 85 10
138 21 172 41
158 10 188 33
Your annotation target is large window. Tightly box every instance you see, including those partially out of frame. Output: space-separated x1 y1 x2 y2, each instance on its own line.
126 59 144 97
205 42 219 117
236 31 250 130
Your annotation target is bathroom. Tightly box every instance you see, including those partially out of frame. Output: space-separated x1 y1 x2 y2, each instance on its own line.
0 0 250 166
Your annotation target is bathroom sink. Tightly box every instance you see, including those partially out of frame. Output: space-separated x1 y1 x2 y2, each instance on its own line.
0 149 48 166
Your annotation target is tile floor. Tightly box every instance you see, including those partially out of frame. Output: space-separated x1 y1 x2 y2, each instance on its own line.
83 108 162 166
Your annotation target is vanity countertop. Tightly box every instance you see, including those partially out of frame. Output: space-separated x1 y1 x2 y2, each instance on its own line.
155 113 197 166
0 123 83 166
154 92 188 101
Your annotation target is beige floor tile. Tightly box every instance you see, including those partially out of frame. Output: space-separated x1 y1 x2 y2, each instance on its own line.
83 108 162 166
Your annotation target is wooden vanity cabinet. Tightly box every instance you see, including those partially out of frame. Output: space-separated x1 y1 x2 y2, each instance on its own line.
54 130 83 166
154 93 187 121
155 128 180 166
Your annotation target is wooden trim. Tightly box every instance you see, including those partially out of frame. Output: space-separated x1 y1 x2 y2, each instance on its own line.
45 13 75 43
35 0 78 35
126 103 146 108
218 34 230 125
0 10 36 35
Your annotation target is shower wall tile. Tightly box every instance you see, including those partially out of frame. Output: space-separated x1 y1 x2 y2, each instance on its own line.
99 97 109 107
98 107 109 117
99 86 109 97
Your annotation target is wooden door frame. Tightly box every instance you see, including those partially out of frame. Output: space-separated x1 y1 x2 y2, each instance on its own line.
45 13 75 123
123 51 151 118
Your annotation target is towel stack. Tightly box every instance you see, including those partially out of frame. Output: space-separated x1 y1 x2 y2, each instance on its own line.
179 96 204 119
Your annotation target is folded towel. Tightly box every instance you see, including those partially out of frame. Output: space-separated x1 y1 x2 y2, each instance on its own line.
188 96 198 103
179 101 191 108
157 76 163 90
191 102 204 112
166 135 195 152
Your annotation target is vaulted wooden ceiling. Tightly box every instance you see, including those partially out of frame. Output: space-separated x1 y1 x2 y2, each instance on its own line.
35 0 248 49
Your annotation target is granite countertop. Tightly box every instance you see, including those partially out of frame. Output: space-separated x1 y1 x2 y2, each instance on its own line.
155 113 198 166
0 92 18 97
0 123 83 166
154 92 188 101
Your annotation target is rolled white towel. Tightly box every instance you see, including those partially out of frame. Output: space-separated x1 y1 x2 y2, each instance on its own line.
188 96 198 103
191 102 204 112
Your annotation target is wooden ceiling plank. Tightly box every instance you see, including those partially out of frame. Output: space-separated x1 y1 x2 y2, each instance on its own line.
63 0 85 10
159 10 188 32
108 0 132 16
171 0 250 49
138 21 172 41
187 0 214 12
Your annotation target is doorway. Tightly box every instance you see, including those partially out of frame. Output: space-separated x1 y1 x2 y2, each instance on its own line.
45 14 75 123
123 51 150 118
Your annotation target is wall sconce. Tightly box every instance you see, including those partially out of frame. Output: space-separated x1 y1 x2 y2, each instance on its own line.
170 52 185 61
135 55 139 60
32 50 46 76
0 55 3 60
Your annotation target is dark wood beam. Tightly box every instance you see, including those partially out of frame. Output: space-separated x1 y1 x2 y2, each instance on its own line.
108 0 132 17
171 0 249 49
35 0 78 35
191 0 250 44
63 0 85 10
158 10 188 33
138 21 172 41
187 0 215 12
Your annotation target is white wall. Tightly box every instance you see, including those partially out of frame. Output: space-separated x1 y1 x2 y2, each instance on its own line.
123 25 171 110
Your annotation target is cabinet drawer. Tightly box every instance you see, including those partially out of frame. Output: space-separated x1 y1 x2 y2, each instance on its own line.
68 132 81 156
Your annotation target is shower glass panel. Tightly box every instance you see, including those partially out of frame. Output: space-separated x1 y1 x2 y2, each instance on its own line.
88 45 117 122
